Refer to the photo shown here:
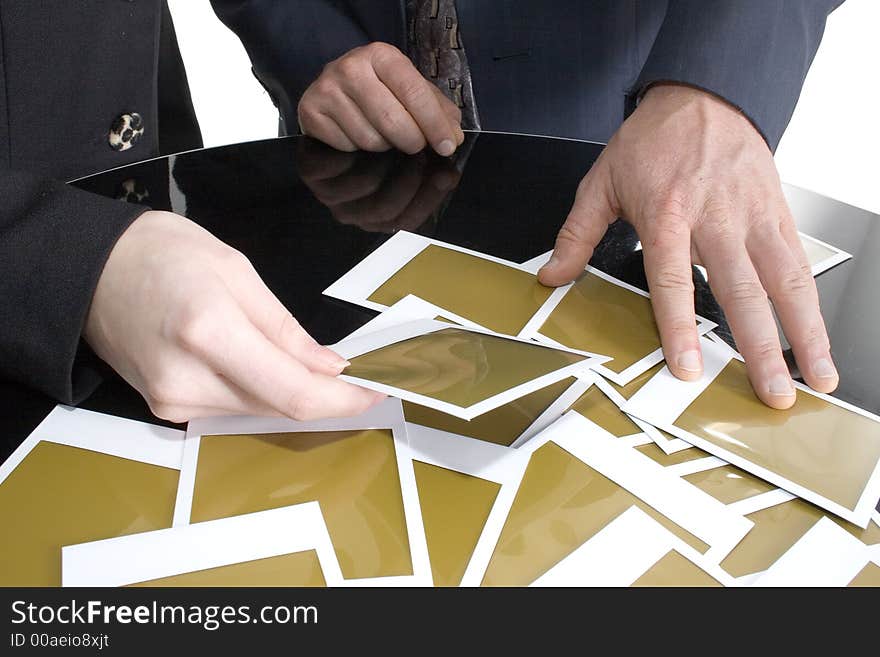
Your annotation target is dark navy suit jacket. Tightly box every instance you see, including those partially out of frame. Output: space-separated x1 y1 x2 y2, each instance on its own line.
0 0 842 403
214 0 842 150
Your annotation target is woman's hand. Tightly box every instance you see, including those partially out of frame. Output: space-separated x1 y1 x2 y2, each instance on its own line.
84 210 384 422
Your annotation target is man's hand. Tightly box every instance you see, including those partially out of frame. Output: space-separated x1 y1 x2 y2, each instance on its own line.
539 83 837 409
298 42 464 156
84 211 384 422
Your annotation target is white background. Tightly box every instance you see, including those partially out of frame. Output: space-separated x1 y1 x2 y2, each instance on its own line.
169 0 880 214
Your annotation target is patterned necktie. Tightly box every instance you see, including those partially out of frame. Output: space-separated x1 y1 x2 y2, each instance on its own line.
405 0 481 130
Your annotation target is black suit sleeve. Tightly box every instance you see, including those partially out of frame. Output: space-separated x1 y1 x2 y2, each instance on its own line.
0 168 146 403
629 0 844 151
210 0 370 132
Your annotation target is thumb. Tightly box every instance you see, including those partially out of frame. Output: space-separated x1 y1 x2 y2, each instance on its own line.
538 160 618 286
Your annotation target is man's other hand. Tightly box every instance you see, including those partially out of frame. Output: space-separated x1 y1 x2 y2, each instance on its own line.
539 84 837 409
298 42 464 156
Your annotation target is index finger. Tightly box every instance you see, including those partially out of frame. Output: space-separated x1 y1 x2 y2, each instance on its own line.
187 305 384 420
370 46 461 156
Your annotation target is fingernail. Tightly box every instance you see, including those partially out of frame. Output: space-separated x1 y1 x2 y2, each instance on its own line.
676 350 702 373
768 373 796 397
436 140 455 157
813 358 837 379
544 255 559 270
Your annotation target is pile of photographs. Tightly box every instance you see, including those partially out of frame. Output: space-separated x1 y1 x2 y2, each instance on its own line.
3 230 878 587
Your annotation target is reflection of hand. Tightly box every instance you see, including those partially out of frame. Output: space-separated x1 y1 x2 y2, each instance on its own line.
297 42 464 156
84 211 384 422
539 84 836 409
297 140 461 233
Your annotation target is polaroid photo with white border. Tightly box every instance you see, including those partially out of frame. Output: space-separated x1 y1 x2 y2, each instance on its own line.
509 369 654 449
62 502 343 587
337 295 591 447
748 516 872 587
336 294 484 343
333 318 607 420
0 405 185 479
798 231 852 276
622 336 880 528
518 251 717 386
0 406 185 586
324 231 561 337
589 369 694 454
175 398 432 587
404 423 531 586
605 230 852 280
714 494 880 585
629 454 878 587
530 506 734 587
461 411 753 586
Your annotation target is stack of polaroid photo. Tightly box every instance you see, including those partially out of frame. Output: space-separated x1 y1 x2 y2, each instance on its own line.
3 231 878 588
318 231 880 587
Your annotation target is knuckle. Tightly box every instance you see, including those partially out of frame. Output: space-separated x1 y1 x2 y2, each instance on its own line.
653 213 690 236
145 375 185 408
746 339 781 361
696 198 739 235
400 136 426 154
653 194 692 225
646 220 690 251
400 79 431 108
556 222 586 247
335 55 364 79
777 265 814 298
664 322 696 340
219 246 252 271
376 107 403 134
277 312 303 344
365 41 402 64
797 323 829 352
744 198 769 226
376 109 421 150
703 214 738 241
287 391 317 422
311 76 338 98
335 139 358 153
148 403 190 424
175 306 217 352
297 105 318 132
724 278 768 308
358 130 388 152
652 266 694 292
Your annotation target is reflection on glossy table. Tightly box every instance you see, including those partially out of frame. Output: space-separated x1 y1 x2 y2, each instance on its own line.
2 132 879 584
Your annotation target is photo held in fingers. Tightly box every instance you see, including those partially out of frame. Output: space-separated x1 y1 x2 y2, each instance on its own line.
538 83 839 409
83 210 384 423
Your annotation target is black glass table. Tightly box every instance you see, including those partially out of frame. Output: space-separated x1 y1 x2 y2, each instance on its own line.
3 132 878 509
